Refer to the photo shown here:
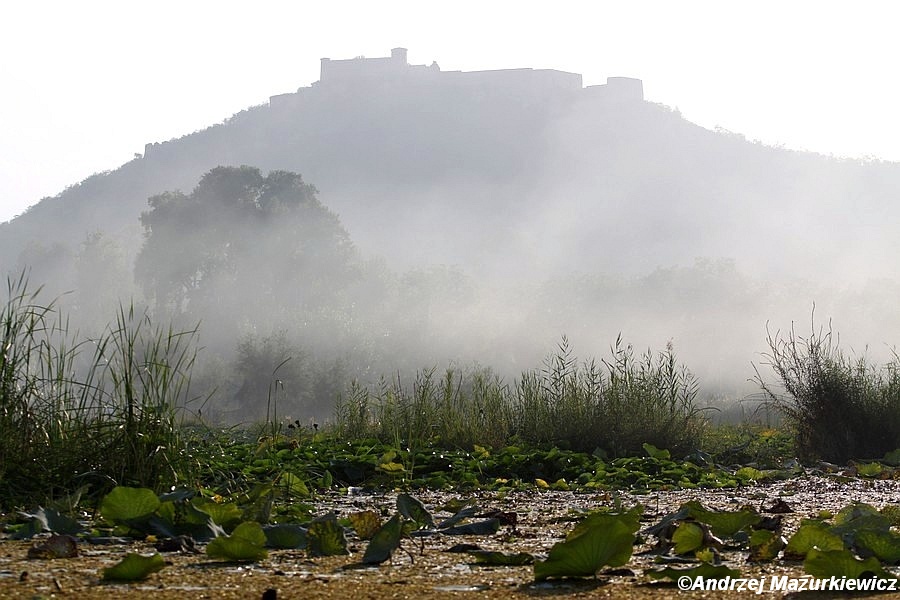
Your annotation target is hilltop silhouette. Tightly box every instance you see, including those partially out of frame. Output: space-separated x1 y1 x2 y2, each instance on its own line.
5 48 895 283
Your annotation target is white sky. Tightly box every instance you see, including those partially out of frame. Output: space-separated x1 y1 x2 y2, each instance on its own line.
2 0 899 224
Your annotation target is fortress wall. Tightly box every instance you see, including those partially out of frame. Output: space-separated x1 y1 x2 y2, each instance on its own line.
583 77 644 102
267 49 640 111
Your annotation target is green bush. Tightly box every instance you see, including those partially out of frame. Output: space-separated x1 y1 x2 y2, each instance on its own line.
757 321 900 463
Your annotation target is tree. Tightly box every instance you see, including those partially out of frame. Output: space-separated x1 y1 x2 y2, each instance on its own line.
134 166 359 336
72 231 134 333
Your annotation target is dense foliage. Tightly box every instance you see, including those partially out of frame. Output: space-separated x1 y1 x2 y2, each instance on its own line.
135 165 358 325
5 268 900 513
758 322 900 463
334 337 704 457
0 273 199 507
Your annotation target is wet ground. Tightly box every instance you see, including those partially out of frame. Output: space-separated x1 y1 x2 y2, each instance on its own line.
4 475 900 599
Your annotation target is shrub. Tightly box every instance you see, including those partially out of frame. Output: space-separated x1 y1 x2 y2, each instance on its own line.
513 336 705 456
756 320 900 463
0 272 200 507
333 336 706 457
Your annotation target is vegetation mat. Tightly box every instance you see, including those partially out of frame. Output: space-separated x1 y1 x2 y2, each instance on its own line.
5 474 900 599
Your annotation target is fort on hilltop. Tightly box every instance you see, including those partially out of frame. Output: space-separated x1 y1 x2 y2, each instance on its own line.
144 48 643 158
268 47 643 109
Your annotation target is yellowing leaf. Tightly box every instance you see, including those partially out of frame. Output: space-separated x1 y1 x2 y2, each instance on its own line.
307 514 349 557
349 510 382 540
749 528 785 561
376 462 405 473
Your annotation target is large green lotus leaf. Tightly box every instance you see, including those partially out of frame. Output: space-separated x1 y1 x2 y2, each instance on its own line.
672 522 705 555
101 553 166 581
263 524 308 549
784 520 843 560
646 563 741 583
748 528 785 561
804 548 890 579
206 521 268 562
192 497 243 531
279 472 311 498
681 500 760 538
834 503 890 527
854 529 900 564
397 493 434 529
231 521 267 544
533 510 639 581
362 514 403 564
99 487 161 524
307 514 349 557
831 503 891 541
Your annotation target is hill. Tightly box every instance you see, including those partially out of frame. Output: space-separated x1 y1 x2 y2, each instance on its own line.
6 48 897 282
2 48 898 419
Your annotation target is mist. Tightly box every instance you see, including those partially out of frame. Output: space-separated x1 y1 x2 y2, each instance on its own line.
3 49 899 424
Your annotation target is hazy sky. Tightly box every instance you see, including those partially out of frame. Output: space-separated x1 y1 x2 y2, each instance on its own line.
2 0 898 224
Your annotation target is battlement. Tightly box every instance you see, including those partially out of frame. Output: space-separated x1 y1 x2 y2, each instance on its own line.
584 77 645 103
319 47 414 83
268 49 643 109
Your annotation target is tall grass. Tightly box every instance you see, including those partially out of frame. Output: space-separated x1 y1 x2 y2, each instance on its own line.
513 336 704 455
757 320 900 463
333 336 706 456
333 366 513 450
0 273 200 508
